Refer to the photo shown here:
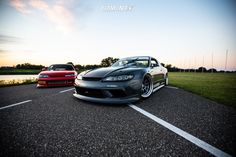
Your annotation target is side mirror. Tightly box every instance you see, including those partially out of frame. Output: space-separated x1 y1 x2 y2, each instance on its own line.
42 67 48 71
151 63 156 68
75 68 79 71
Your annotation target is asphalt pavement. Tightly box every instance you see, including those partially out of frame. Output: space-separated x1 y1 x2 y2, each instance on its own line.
0 84 235 157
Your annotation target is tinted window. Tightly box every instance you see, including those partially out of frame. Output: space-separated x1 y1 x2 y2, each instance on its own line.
48 65 74 71
112 57 149 68
151 59 159 67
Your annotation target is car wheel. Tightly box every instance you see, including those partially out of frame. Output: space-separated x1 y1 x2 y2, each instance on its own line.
165 74 168 86
141 75 153 98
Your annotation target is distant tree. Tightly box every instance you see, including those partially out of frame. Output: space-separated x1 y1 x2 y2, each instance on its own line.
197 67 207 72
67 62 74 66
101 57 119 67
163 64 180 72
75 64 84 70
171 66 180 72
207 68 217 73
85 64 101 69
16 63 44 70
165 64 172 70
0 66 14 69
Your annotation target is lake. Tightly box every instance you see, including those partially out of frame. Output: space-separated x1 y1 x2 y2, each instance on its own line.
0 75 38 81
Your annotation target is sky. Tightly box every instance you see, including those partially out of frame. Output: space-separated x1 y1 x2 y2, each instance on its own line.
0 0 235 71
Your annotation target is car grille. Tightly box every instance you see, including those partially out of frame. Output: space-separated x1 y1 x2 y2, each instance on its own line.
47 80 74 85
108 90 126 98
76 87 105 98
75 87 127 98
82 77 102 81
48 80 66 84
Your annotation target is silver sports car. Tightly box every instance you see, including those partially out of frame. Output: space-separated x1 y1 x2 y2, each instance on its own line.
73 56 168 104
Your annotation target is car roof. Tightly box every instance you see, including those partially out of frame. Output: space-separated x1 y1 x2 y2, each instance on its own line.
50 64 73 66
121 56 152 60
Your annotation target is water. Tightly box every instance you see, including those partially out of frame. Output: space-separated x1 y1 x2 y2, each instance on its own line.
0 75 38 81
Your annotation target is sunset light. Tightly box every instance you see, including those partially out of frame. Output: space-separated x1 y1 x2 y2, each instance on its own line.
0 0 235 70
0 1 236 156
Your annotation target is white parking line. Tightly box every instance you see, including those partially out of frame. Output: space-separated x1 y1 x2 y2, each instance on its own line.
0 100 32 111
59 88 74 93
165 86 178 89
129 104 232 157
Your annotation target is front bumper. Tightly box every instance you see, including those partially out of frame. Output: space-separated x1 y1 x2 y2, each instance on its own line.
73 93 139 104
73 78 142 104
37 77 75 87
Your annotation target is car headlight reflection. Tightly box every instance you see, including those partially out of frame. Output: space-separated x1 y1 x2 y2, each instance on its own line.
77 74 82 80
38 74 49 78
76 70 88 80
103 75 134 82
65 74 75 77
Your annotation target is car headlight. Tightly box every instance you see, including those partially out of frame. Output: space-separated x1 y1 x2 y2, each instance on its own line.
77 74 82 80
38 74 48 78
65 74 75 77
76 70 89 80
103 75 134 82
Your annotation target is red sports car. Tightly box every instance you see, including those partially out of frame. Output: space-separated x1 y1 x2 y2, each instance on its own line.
37 64 78 87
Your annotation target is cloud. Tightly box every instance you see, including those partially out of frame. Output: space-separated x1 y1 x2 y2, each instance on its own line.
0 34 22 55
29 0 48 10
0 49 6 53
10 0 31 14
47 5 75 33
30 0 75 33
10 0 75 33
0 34 20 44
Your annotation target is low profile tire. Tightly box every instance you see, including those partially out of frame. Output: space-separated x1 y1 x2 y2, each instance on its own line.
165 74 168 86
141 75 153 98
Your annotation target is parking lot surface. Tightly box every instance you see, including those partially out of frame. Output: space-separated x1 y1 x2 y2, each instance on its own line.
0 84 235 156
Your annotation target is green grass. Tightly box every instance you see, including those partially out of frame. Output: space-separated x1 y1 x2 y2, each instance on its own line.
1 70 235 107
0 79 37 87
0 69 41 75
169 72 236 107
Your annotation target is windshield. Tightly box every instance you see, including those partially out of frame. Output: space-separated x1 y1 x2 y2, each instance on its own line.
112 57 149 68
48 64 74 71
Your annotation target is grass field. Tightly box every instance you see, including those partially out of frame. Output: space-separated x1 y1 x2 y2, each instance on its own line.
0 70 235 107
0 79 37 87
169 72 236 107
0 69 41 75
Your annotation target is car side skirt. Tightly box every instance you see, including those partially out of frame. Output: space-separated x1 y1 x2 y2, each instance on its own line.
153 84 165 93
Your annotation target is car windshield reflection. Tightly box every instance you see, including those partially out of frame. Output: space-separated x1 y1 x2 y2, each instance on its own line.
112 57 149 68
48 64 74 71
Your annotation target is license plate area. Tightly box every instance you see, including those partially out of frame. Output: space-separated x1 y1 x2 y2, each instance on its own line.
48 81 66 85
38 81 46 84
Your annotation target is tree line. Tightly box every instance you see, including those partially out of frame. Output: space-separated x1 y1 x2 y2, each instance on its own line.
161 64 218 72
15 63 44 70
73 57 119 70
0 57 232 72
0 57 119 70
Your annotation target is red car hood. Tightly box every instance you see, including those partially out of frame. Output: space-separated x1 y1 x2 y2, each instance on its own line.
39 71 76 77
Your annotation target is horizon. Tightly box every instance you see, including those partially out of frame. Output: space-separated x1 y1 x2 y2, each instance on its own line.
0 0 236 71
1 58 235 72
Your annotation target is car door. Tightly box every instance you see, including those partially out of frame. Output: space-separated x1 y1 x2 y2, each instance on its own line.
150 58 163 85
158 61 165 81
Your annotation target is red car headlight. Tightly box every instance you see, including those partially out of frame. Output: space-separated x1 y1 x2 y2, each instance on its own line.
65 74 75 77
38 74 49 78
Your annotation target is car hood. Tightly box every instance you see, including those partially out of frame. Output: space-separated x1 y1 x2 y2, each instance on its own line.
83 66 143 78
39 71 76 77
